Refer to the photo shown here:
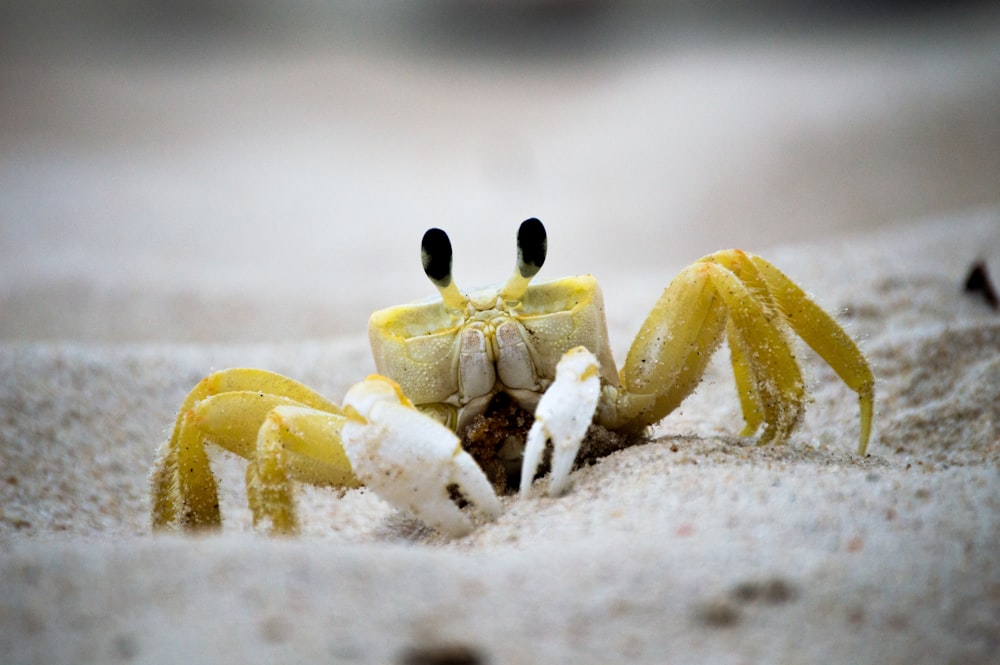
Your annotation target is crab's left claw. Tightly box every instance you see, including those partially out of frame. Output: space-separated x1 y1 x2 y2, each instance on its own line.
341 375 501 537
520 346 602 498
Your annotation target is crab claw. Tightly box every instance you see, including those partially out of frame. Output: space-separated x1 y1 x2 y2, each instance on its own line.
341 375 501 537
520 346 602 498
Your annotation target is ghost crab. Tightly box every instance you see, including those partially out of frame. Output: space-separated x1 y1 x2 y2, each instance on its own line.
151 218 873 537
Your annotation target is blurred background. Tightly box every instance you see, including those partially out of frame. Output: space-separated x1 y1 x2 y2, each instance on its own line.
2 1 998 342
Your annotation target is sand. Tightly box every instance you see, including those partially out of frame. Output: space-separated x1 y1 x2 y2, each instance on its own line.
2 6 1000 664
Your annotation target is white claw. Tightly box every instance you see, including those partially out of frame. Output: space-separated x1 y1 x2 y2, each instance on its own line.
342 376 501 537
520 346 602 498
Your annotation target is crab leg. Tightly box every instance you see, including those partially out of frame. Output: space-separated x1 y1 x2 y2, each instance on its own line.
150 368 345 530
699 250 782 439
341 375 501 537
246 406 298 534
150 410 223 530
706 250 873 453
726 318 765 437
519 346 602 497
613 263 730 431
748 255 875 455
614 247 872 451
706 262 805 445
243 403 360 534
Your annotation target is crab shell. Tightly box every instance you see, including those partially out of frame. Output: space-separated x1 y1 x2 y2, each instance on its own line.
367 275 619 432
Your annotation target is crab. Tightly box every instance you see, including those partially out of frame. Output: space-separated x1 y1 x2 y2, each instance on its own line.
150 218 874 537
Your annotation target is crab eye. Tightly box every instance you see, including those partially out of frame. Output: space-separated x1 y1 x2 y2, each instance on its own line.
421 227 468 310
516 217 547 278
421 227 454 287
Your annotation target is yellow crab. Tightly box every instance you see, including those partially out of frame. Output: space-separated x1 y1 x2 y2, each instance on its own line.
150 218 873 537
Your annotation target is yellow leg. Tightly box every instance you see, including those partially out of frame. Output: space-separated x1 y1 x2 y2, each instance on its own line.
180 393 359 533
150 412 223 530
184 391 309 458
244 407 300 535
246 404 360 535
612 248 872 451
150 368 350 532
702 249 873 453
748 256 875 455
253 405 358 487
616 263 729 430
149 445 179 527
707 262 805 445
166 368 342 445
727 318 764 437
702 250 801 442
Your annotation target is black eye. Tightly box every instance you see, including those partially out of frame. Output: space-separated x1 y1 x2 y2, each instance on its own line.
421 228 453 287
516 217 547 278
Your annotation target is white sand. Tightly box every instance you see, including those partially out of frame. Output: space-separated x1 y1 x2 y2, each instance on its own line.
2 6 1000 664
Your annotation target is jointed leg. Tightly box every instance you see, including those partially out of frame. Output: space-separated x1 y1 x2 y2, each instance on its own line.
612 253 812 446
614 263 729 431
727 318 764 437
707 262 805 445
748 256 874 454
151 368 349 531
246 404 358 534
150 421 221 530
702 249 872 451
246 414 297 534
153 370 501 538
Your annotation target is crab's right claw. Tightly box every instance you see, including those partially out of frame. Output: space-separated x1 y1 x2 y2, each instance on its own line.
341 376 501 537
520 346 602 498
